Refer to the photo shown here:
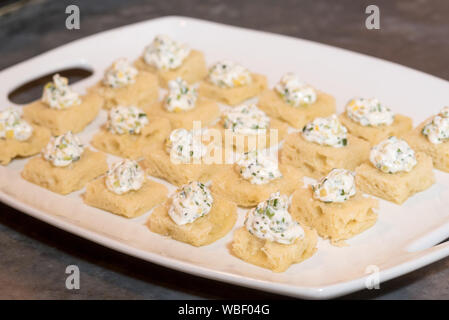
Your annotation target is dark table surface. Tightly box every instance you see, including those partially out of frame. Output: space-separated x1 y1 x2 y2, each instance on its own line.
1 0 449 300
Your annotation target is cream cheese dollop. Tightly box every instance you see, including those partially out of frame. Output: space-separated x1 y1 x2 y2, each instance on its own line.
422 106 449 144
274 73 317 107
223 103 270 135
103 58 138 88
42 74 81 110
105 159 145 195
143 35 191 70
208 61 252 88
0 108 33 141
166 128 206 163
107 106 149 135
346 97 394 127
165 77 197 112
370 136 417 174
312 168 356 203
302 114 348 148
168 181 213 225
236 151 282 185
43 131 84 167
245 192 304 245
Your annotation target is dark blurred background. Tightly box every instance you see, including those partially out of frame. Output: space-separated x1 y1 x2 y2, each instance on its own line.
1 0 449 299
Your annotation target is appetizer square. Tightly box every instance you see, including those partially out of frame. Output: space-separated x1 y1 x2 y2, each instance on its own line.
22 149 107 195
23 74 103 135
281 116 370 179
339 97 412 145
147 182 237 247
141 128 223 186
232 226 317 273
144 78 220 129
0 108 51 165
198 61 267 106
340 113 412 145
210 151 304 207
356 152 434 204
213 103 289 152
356 137 435 204
134 35 207 87
258 73 335 128
135 53 206 89
404 107 449 172
290 169 378 242
94 58 159 109
231 192 317 272
84 160 168 218
142 150 215 186
21 132 108 195
91 106 171 159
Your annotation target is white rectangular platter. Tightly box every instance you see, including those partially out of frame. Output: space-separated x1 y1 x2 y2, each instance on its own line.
1 16 449 299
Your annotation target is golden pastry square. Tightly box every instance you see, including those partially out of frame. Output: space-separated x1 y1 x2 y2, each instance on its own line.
404 118 449 172
23 91 103 136
91 117 171 159
134 50 208 88
84 177 168 218
290 187 378 242
281 133 370 179
210 164 304 207
213 117 289 152
141 142 222 186
355 152 435 204
339 113 413 145
258 89 336 129
198 74 267 106
231 225 317 273
21 149 108 195
0 125 51 165
144 98 220 130
94 71 159 109
147 193 237 246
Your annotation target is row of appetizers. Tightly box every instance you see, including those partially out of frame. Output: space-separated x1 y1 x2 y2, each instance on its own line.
1 34 448 272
